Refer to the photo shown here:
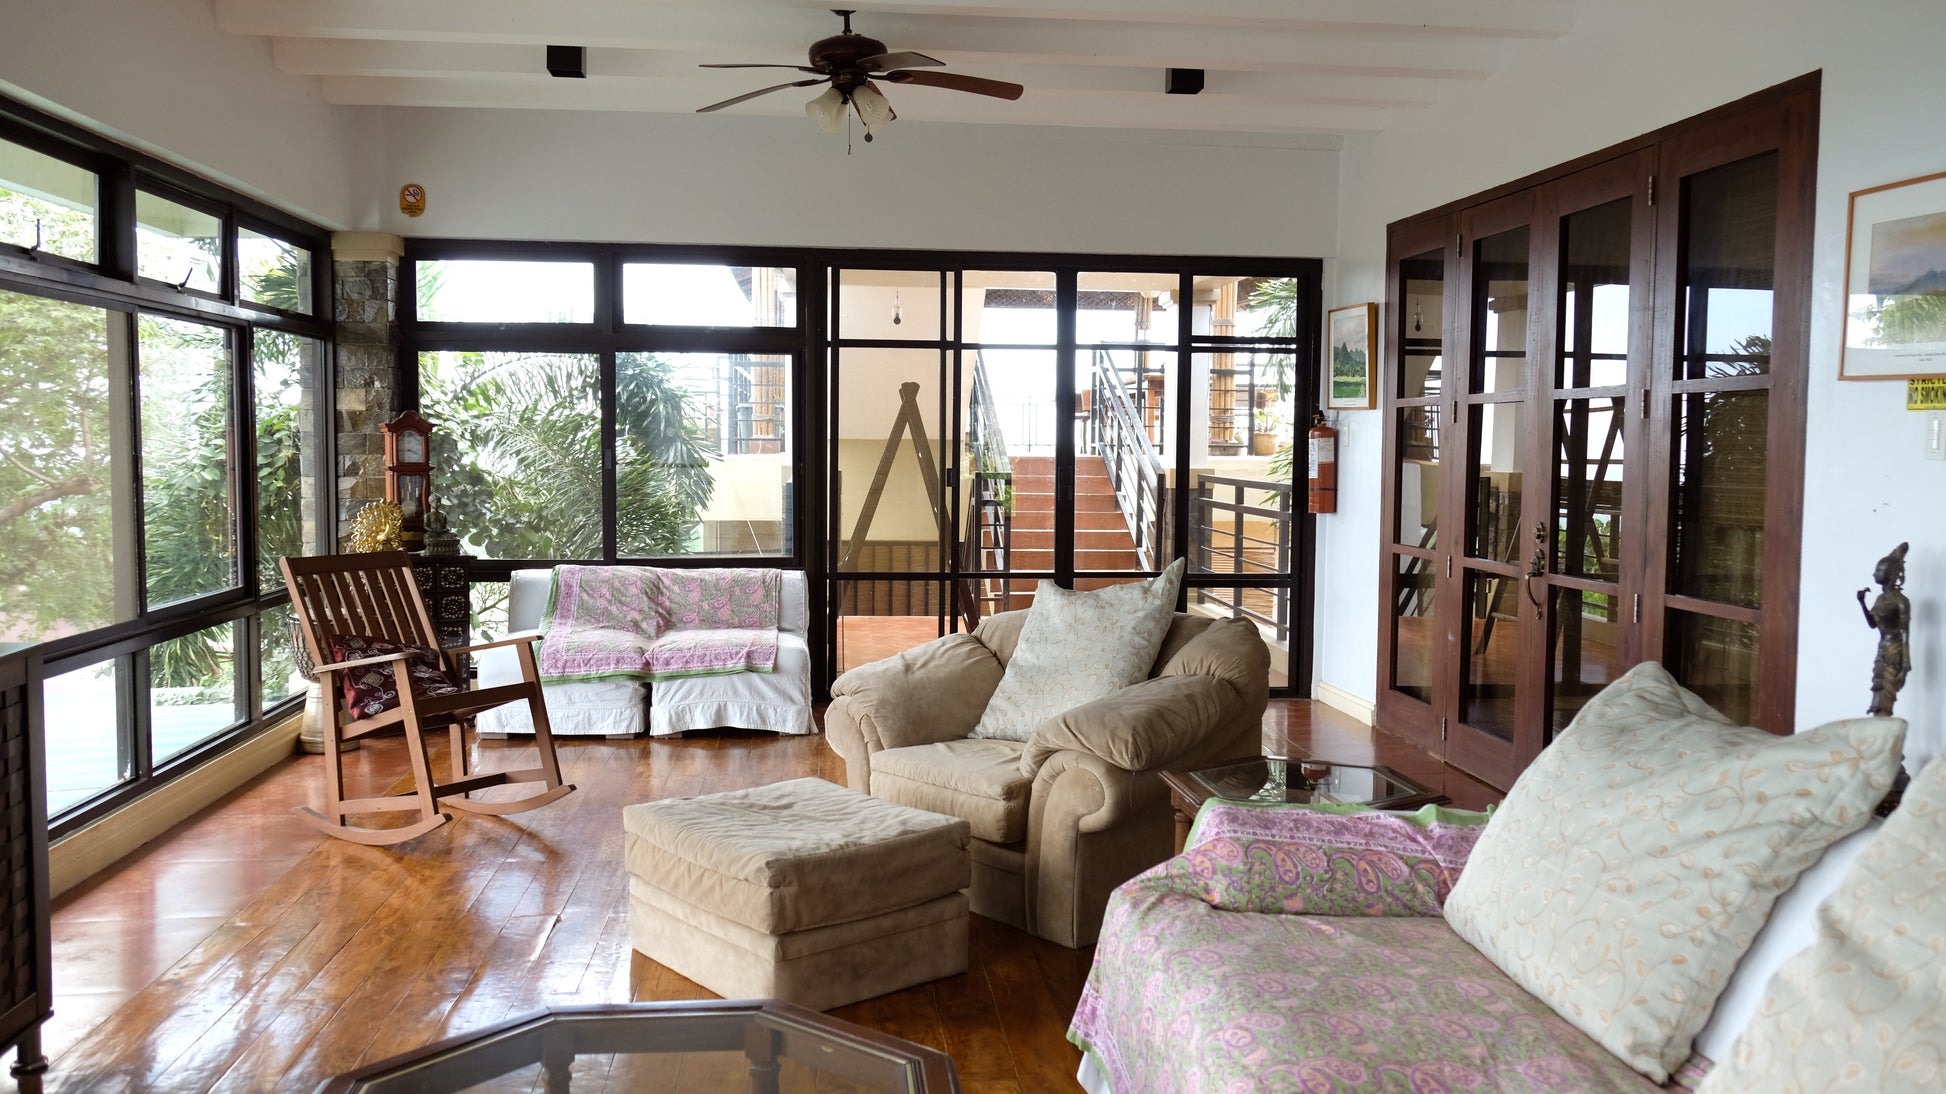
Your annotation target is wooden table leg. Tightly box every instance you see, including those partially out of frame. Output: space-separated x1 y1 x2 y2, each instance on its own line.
1172 807 1191 855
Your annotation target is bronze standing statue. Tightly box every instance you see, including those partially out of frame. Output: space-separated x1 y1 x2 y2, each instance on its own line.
1857 541 1910 717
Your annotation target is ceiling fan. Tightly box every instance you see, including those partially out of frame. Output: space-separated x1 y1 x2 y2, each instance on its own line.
696 8 1024 141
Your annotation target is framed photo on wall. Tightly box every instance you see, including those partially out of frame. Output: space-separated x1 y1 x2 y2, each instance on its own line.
1841 169 1946 380
1326 302 1377 409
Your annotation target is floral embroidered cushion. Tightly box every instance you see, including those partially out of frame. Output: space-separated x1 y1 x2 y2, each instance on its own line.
1443 662 1905 1082
969 558 1183 742
331 634 463 718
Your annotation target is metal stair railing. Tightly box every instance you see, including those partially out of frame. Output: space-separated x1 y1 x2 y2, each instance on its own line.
1088 351 1165 571
960 353 1014 625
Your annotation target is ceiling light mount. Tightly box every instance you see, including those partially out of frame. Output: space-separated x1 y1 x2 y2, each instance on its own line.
547 45 586 79
1165 68 1205 95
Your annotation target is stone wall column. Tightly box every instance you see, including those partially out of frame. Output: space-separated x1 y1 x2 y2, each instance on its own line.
330 232 406 550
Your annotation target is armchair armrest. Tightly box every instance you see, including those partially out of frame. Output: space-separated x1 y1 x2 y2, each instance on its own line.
829 633 1005 751
1019 673 1245 779
312 649 415 675
450 630 542 654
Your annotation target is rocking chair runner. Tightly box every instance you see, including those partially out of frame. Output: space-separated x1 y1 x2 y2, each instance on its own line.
280 551 575 845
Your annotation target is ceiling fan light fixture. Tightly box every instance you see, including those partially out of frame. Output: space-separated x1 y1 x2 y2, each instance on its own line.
851 82 894 128
805 85 848 133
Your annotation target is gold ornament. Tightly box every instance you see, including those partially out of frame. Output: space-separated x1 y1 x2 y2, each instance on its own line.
347 500 404 552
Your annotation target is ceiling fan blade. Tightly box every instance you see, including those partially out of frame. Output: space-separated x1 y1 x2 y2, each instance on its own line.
859 50 944 71
700 63 823 73
696 78 828 113
881 70 1024 100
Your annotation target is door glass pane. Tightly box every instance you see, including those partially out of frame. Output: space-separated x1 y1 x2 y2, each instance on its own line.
1462 569 1519 741
1667 611 1759 726
1195 348 1286 460
1089 347 1174 452
415 260 595 323
1467 401 1524 563
968 349 1055 583
1400 250 1445 399
1390 554 1436 703
1471 227 1529 395
0 139 96 263
1090 357 1174 570
1191 475 1293 576
136 191 221 292
1672 390 1766 608
140 315 237 608
44 658 126 815
1551 585 1620 736
967 271 1056 344
616 351 788 558
837 269 949 341
835 349 945 573
152 620 242 763
418 351 602 559
1078 271 1177 345
1396 405 1441 549
1679 153 1778 379
835 579 955 673
1559 198 1632 388
254 330 321 588
237 228 314 315
622 263 797 327
1553 397 1624 580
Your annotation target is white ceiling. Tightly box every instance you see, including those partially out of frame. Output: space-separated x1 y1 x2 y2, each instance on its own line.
211 0 1575 139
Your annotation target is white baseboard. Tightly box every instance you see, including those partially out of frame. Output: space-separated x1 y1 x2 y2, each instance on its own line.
49 717 302 899
1314 681 1376 726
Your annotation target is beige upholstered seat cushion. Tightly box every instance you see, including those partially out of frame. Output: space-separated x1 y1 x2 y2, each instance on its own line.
1444 662 1905 1082
872 739 1031 844
621 777 971 934
1696 750 1946 1093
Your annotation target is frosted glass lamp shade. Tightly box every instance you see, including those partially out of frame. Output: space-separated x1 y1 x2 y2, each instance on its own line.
851 83 894 128
805 86 846 133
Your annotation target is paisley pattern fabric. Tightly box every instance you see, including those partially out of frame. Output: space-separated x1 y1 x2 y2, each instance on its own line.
1444 662 1905 1082
1069 856 1675 1093
1696 749 1946 1093
330 635 461 718
970 559 1183 742
1178 801 1490 916
538 565 778 683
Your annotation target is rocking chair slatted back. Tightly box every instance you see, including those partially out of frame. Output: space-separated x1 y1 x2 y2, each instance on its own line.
284 551 440 671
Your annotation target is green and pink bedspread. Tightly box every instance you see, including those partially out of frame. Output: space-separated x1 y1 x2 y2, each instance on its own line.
538 566 780 683
1070 802 1703 1093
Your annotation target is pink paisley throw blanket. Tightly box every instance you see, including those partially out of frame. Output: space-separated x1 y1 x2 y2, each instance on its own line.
538 566 779 683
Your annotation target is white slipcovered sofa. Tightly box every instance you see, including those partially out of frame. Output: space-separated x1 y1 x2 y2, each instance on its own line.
476 567 812 738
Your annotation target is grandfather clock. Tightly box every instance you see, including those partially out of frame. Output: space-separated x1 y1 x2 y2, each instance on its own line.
380 411 434 552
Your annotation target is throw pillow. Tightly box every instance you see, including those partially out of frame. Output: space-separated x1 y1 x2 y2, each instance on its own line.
1443 661 1905 1083
970 558 1183 742
1696 750 1946 1093
331 635 462 718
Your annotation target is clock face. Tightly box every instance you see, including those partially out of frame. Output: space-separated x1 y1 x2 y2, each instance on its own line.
398 432 426 464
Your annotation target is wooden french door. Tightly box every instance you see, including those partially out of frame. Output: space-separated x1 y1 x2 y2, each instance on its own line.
1378 78 1814 788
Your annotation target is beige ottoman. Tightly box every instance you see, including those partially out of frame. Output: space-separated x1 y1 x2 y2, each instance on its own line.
622 777 971 1011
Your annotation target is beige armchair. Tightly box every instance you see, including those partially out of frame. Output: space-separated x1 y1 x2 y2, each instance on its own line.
826 609 1269 947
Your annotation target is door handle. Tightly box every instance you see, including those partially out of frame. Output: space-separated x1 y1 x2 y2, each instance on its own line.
1522 522 1546 620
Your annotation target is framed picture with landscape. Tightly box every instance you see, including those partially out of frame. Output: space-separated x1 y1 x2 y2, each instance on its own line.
1326 302 1376 408
1841 169 1946 380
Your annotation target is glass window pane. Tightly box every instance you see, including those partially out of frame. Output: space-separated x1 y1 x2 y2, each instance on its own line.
1467 401 1525 562
1232 276 1301 341
255 330 321 588
151 621 242 763
1399 250 1445 399
835 579 955 673
1078 271 1177 345
44 658 127 815
966 271 1057 344
1551 585 1621 737
1471 227 1529 395
616 351 790 558
470 580 510 642
1395 405 1441 550
837 269 949 341
1559 198 1632 388
621 263 797 327
237 228 314 315
0 290 131 640
1667 611 1759 726
136 190 221 292
1553 397 1624 580
834 348 945 572
1187 584 1290 689
259 602 302 712
1462 569 1518 741
1679 153 1778 379
415 260 595 323
418 351 601 559
1091 347 1174 453
0 139 96 263
1672 390 1767 608
1190 473 1293 577
1390 553 1435 703
140 315 237 608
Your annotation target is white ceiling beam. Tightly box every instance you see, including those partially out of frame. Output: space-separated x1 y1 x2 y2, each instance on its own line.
750 0 1575 39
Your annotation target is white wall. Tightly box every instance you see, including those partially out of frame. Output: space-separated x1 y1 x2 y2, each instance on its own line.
1324 0 1946 768
1 0 364 229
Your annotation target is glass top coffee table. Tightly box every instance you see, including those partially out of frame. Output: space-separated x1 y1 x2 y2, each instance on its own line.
1160 756 1447 853
317 1001 960 1094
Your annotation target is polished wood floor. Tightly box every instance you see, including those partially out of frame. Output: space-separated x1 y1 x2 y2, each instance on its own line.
31 701 1498 1093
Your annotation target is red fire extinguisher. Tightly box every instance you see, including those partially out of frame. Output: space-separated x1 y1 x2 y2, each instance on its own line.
1308 410 1337 514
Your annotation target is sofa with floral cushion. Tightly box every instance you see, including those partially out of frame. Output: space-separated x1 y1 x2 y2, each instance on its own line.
1071 662 1941 1093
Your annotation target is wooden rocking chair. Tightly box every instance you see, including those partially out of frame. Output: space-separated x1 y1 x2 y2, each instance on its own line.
280 551 575 845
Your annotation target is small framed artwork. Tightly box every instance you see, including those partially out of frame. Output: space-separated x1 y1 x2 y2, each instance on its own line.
1326 302 1377 409
1841 169 1946 380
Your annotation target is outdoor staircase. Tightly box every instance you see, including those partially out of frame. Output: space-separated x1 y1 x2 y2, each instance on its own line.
992 455 1143 610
